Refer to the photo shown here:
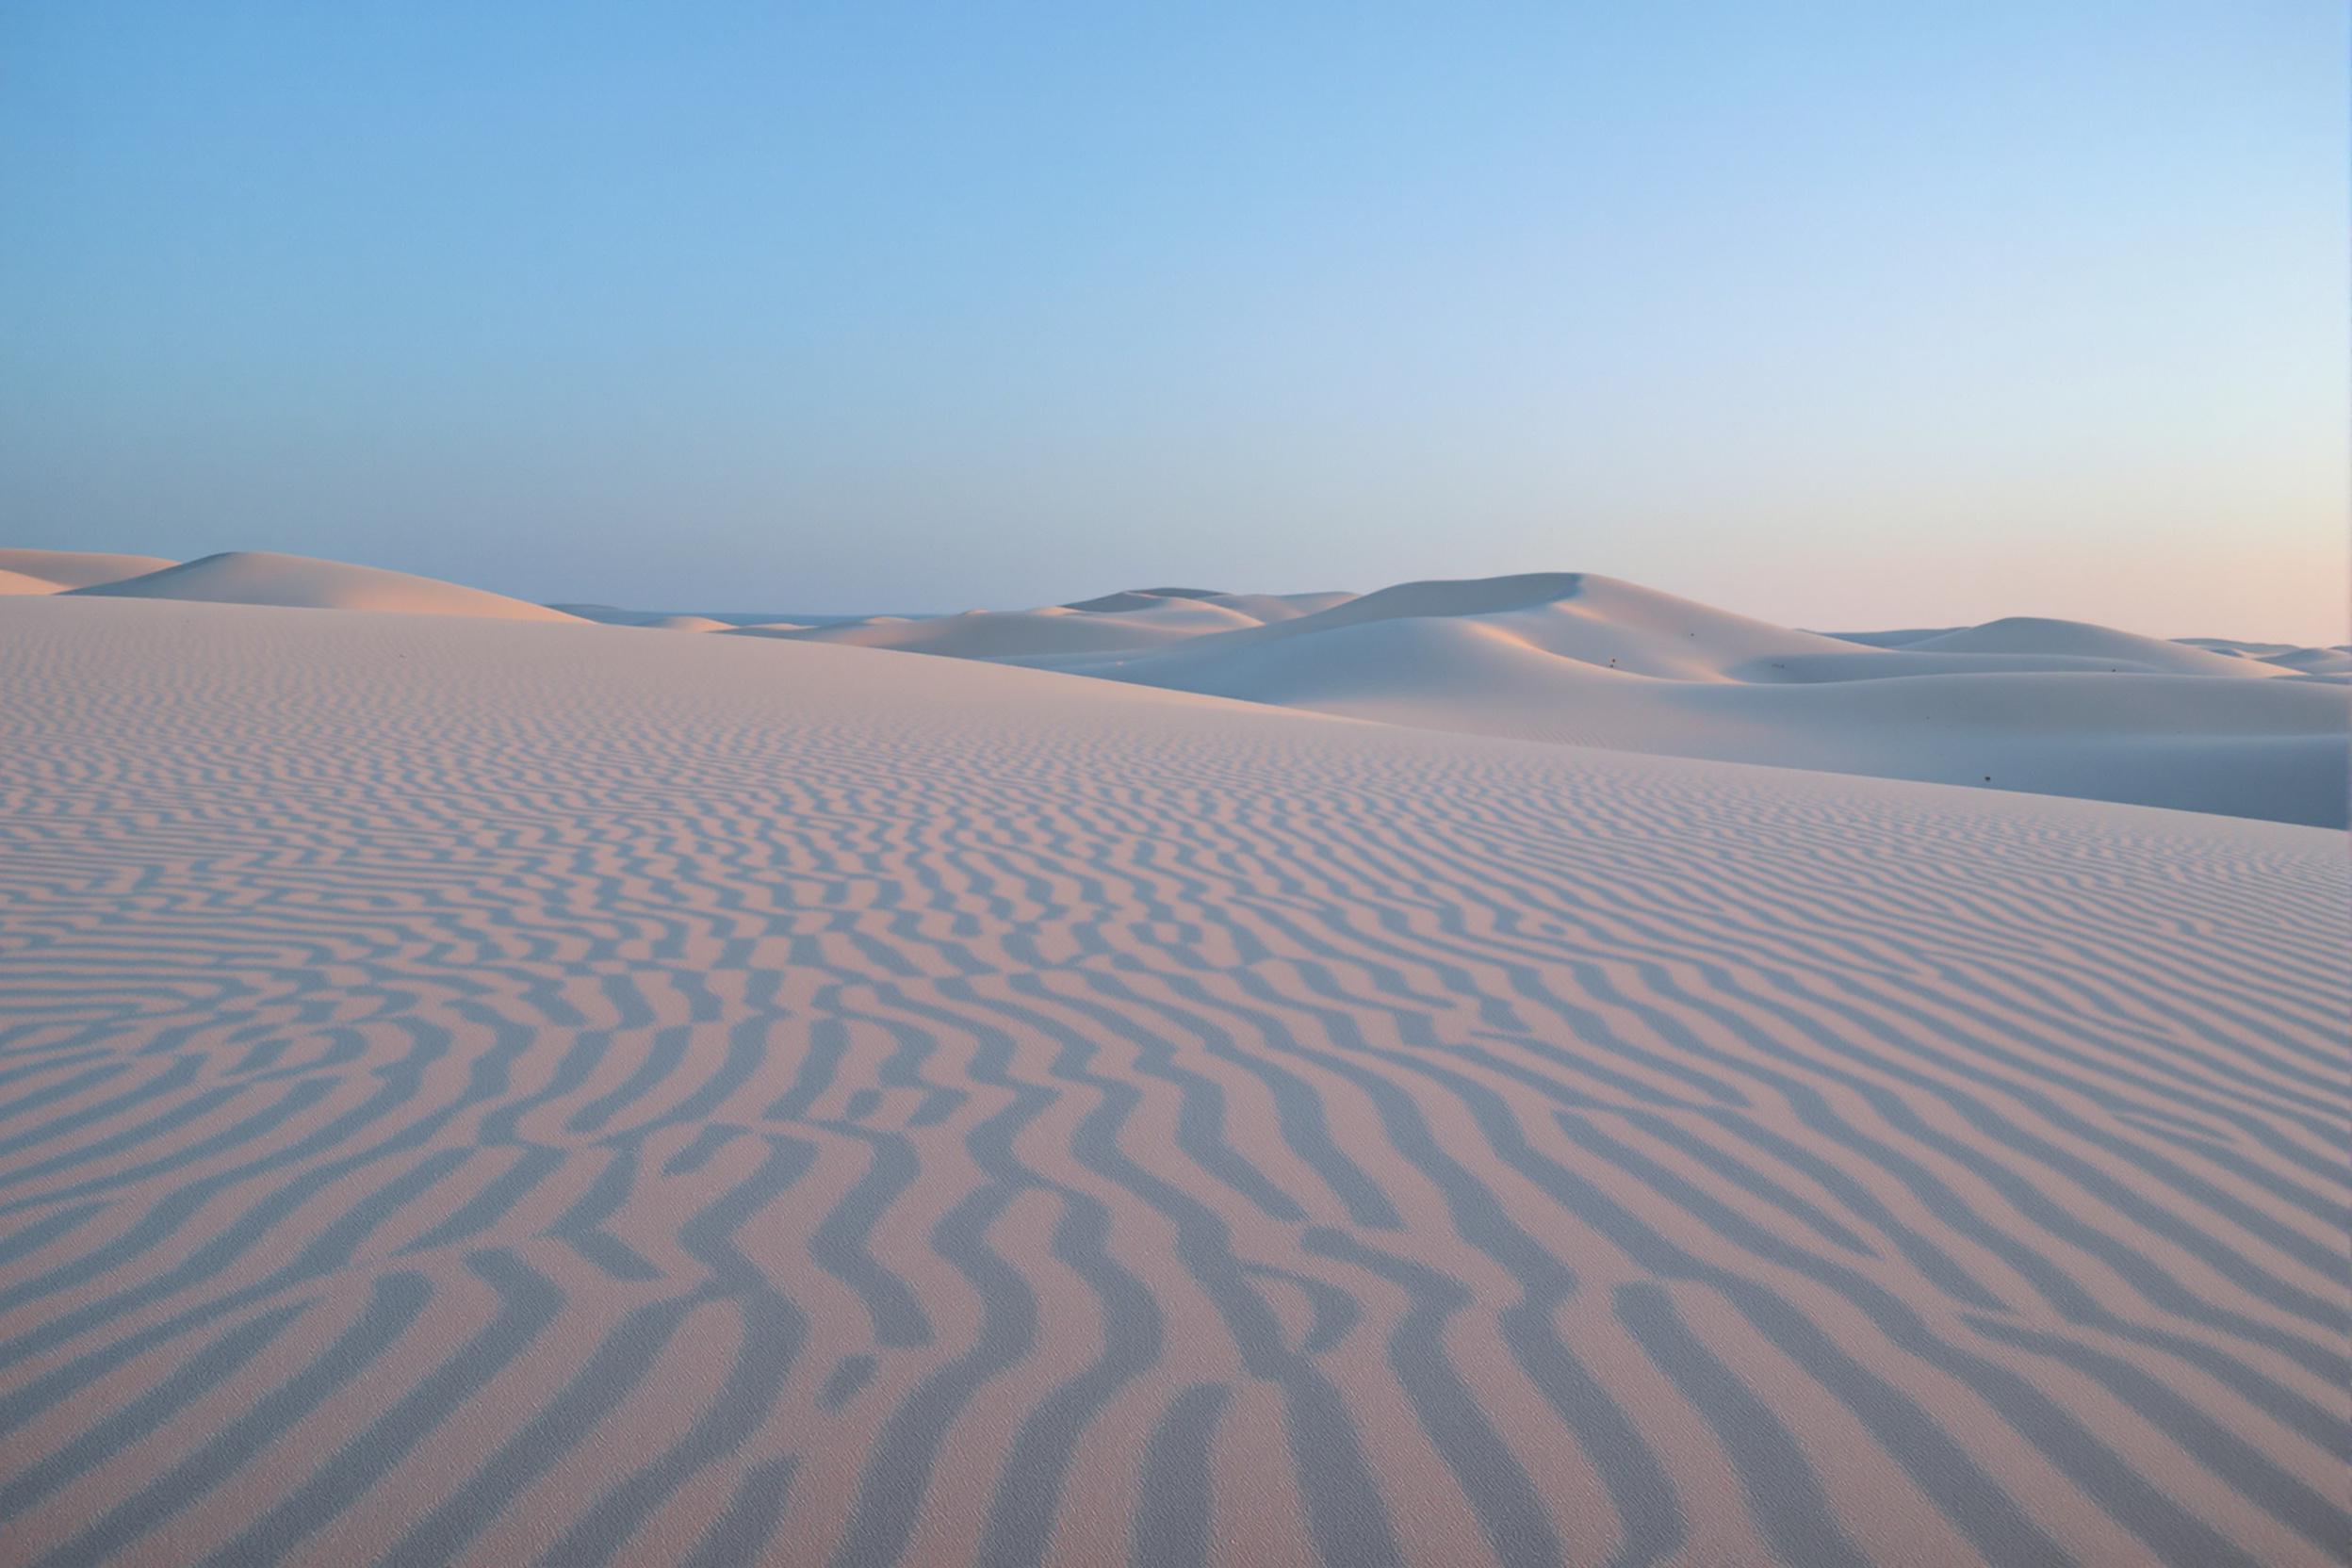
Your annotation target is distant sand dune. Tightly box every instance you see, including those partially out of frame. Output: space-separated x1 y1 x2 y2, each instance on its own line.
0 548 177 592
0 594 2343 1567
1038 576 2345 825
1088 617 2346 825
70 550 580 621
759 596 1276 660
1903 616 2283 678
715 571 2344 824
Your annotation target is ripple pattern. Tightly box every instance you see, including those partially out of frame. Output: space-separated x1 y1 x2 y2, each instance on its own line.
1 596 2345 1567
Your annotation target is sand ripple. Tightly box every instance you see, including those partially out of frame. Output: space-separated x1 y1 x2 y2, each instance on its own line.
0 597 2344 1567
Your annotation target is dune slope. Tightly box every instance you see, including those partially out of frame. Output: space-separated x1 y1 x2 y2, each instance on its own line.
1905 617 2283 679
0 594 2343 1568
71 550 580 621
0 548 177 591
1058 578 2346 825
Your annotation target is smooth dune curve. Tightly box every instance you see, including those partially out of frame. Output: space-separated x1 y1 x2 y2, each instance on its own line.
1905 618 2284 679
0 594 2344 1568
0 549 178 591
1032 579 2348 826
70 550 581 622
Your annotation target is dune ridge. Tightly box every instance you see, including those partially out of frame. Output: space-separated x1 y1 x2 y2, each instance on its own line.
0 548 178 592
1041 577 2346 826
0 593 2343 1567
70 550 580 622
1903 617 2286 678
661 567 2342 824
11 547 2339 823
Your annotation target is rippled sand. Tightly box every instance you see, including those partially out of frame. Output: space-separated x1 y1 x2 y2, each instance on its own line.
1 596 2344 1567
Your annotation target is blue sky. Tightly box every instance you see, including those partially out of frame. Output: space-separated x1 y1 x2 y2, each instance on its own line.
5 2 2343 639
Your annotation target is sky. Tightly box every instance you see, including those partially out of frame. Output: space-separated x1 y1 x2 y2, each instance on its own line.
4 2 2344 641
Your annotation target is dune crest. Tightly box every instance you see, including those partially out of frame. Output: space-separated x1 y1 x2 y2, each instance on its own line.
0 548 177 592
1905 616 2283 678
0 567 63 596
71 550 581 621
23 548 2336 822
1037 575 2346 825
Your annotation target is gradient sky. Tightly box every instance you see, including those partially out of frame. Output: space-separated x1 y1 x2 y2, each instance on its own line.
5 2 2344 640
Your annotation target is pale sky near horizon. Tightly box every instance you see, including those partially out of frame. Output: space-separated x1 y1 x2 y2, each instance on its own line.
5 2 2344 642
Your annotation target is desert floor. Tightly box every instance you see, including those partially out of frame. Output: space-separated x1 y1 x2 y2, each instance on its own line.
0 581 2344 1567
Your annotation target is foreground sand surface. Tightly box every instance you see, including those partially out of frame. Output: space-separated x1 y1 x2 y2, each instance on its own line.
1 596 2345 1567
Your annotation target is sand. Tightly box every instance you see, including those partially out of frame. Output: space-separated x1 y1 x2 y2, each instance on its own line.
69 550 581 622
800 574 2344 826
0 590 2343 1568
0 549 178 592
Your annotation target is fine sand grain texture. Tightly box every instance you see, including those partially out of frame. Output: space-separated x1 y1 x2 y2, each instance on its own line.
0 594 2344 1568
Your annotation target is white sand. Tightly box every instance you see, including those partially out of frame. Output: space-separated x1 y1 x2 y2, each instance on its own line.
0 590 2343 1568
822 573 2344 826
69 550 581 622
1901 617 2285 678
0 548 177 592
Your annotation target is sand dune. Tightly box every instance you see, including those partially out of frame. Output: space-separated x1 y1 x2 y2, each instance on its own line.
2263 646 2352 679
0 592 2344 1568
1824 626 1962 648
1101 572 1867 680
719 575 2342 824
1083 619 2346 825
1039 580 2346 826
0 548 178 592
1061 587 1357 623
31 551 2334 823
72 550 580 622
730 587 1363 663
1902 617 2284 679
753 606 1211 659
756 589 1338 662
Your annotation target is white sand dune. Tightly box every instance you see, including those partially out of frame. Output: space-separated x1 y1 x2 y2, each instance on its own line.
0 548 177 592
1086 620 2346 825
2175 638 2352 677
2262 646 2352 679
547 602 653 625
1203 588 1359 622
1061 586 1230 612
1824 626 1963 648
1061 587 1357 623
750 606 1204 658
1112 572 1866 679
32 551 2334 823
0 567 64 596
758 598 1265 661
1004 575 2347 826
0 592 2341 1568
730 575 2340 826
1902 617 2285 679
743 588 1361 662
71 550 580 621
